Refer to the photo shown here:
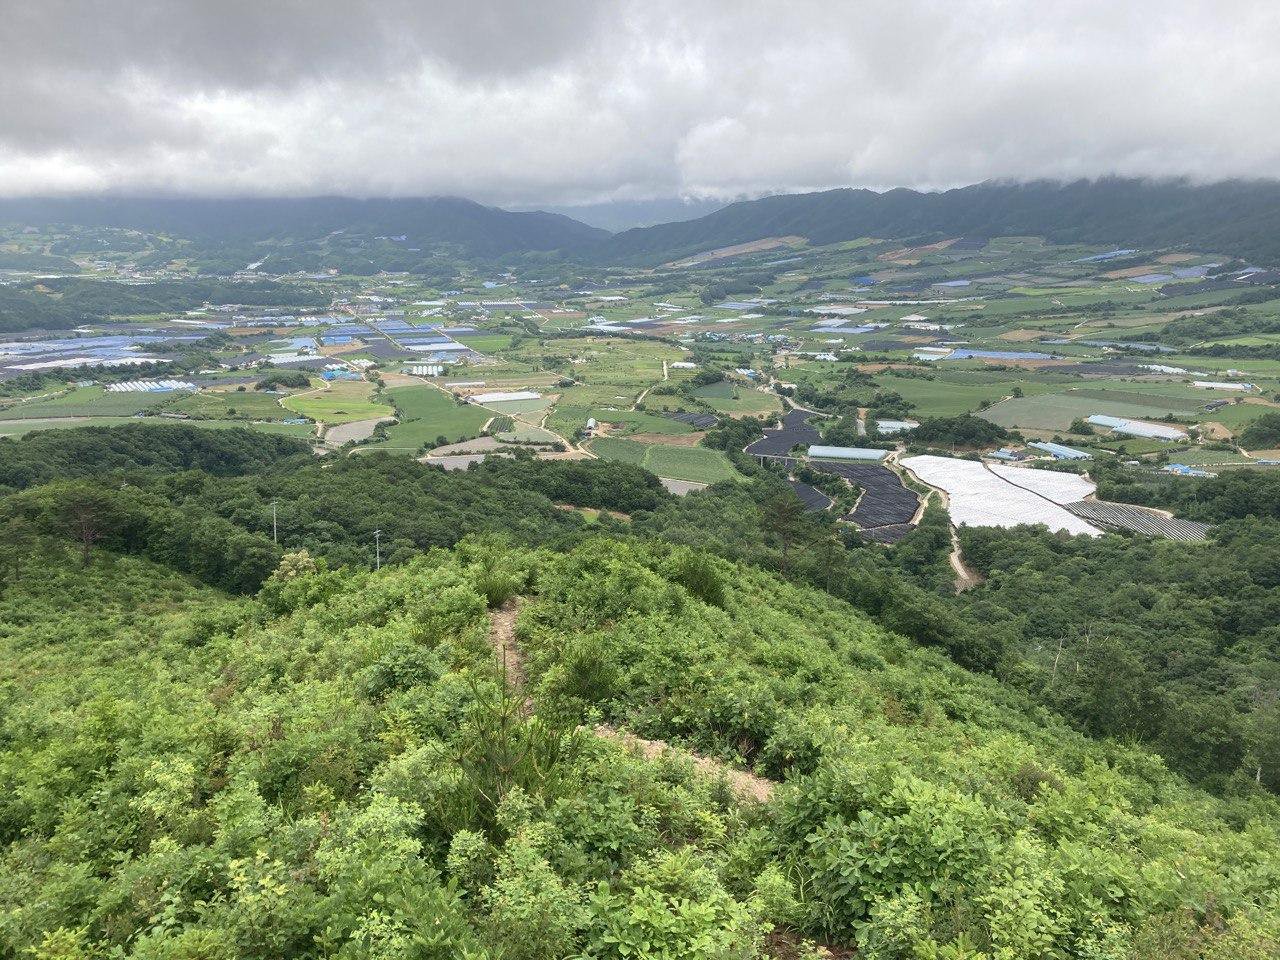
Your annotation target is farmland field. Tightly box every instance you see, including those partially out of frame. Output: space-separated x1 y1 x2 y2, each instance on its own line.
450 333 516 352
690 381 782 416
281 379 393 425
185 419 318 437
1204 399 1280 429
0 416 138 437
874 375 1061 418
1166 447 1257 466
0 416 315 440
1066 387 1205 411
1088 436 1187 455
0 386 173 419
495 423 561 443
982 392 1196 430
165 388 292 420
363 384 489 451
587 436 647 466
589 436 741 483
549 404 694 438
479 397 554 415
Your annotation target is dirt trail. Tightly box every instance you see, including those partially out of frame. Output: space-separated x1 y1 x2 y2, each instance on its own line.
592 724 775 802
485 601 775 801
899 461 981 594
949 527 982 592
487 599 531 715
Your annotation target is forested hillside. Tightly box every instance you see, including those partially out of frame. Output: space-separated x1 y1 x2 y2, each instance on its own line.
0 277 329 334
14 179 1280 274
0 423 311 490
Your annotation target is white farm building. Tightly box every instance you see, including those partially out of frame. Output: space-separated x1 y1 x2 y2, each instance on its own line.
469 390 541 404
1192 380 1255 392
1085 415 1187 441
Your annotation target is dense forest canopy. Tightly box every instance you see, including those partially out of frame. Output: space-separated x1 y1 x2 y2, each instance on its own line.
0 423 311 492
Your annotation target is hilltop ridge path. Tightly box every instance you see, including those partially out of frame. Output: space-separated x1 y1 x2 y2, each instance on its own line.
486 598 775 801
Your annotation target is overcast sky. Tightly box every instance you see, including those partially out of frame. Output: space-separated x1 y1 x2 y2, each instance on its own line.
3 1 1279 207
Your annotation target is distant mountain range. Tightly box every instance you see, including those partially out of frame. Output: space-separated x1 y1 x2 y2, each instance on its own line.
0 196 608 257
5 179 1280 266
599 178 1280 265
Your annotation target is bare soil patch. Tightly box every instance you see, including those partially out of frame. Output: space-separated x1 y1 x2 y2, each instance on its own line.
999 328 1046 342
324 416 396 445
1200 421 1232 441
878 237 958 262
1102 264 1161 279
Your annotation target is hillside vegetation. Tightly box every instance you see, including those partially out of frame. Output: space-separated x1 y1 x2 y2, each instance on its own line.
3 424 1280 957
4 424 1279 799
1 538 1278 958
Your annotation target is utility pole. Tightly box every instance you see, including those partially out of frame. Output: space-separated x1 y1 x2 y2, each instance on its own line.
271 501 278 545
373 529 382 571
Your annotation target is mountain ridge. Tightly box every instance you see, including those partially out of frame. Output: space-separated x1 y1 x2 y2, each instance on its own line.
7 177 1280 266
598 177 1280 265
0 194 610 257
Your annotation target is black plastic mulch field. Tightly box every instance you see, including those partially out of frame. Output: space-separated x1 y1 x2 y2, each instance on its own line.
813 461 920 529
787 479 832 512
746 408 822 457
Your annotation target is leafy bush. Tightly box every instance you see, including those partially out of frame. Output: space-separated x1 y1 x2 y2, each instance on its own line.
255 370 312 390
910 414 1009 447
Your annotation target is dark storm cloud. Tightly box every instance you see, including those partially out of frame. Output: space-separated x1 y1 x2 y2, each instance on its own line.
1 1 1279 203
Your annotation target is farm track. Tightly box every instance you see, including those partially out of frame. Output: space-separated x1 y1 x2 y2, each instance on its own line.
485 600 775 802
591 725 774 802
899 459 982 593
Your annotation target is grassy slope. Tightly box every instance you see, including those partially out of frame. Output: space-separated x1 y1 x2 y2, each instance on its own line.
691 381 783 417
165 388 293 421
0 385 171 418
